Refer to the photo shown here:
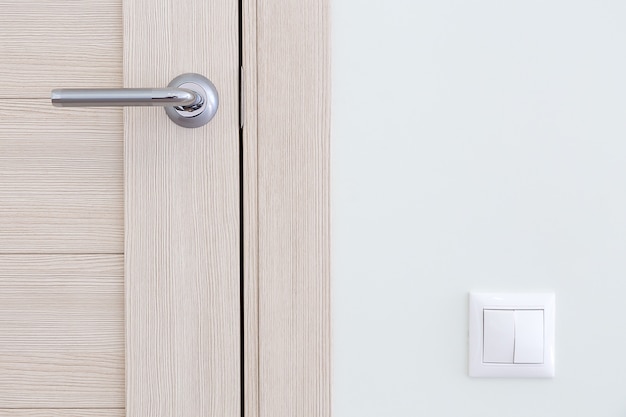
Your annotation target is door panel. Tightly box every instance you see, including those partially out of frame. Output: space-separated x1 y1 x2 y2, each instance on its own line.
0 103 122 253
0 0 122 98
0 411 125 417
0 0 125 411
0 255 123 407
0 0 239 415
124 0 240 415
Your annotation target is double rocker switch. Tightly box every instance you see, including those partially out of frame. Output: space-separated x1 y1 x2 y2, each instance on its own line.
470 293 554 378
483 309 544 364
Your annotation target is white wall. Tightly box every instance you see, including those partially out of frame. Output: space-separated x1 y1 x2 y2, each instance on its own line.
331 1 626 416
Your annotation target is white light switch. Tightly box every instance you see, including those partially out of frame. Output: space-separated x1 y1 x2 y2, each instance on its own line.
469 292 555 378
514 309 544 364
483 309 514 363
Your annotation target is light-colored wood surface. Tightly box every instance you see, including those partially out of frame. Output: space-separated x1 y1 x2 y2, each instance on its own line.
0 0 332 413
0 410 124 417
0 255 124 408
0 0 122 98
254 0 331 416
0 0 125 410
0 101 123 254
124 0 240 416
242 0 259 416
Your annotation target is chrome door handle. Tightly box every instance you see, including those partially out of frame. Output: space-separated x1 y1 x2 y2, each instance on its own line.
51 88 200 107
50 73 218 128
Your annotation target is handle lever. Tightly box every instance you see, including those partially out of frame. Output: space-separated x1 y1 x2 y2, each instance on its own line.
50 73 218 128
51 88 201 108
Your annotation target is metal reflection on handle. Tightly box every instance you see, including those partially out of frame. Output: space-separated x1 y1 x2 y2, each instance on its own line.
50 73 218 128
51 88 200 107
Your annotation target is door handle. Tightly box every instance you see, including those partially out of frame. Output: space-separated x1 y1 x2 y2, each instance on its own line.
51 73 218 128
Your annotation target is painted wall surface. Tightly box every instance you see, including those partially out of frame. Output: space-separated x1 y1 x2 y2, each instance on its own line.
331 1 626 416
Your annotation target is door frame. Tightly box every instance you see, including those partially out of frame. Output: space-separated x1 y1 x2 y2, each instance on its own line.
242 0 330 416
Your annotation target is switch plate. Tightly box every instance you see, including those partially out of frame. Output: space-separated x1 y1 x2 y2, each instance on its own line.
469 292 555 378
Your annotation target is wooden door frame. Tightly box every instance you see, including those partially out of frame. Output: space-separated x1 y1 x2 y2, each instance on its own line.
241 0 330 416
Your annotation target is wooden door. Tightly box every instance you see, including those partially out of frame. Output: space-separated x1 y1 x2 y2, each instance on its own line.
0 1 239 417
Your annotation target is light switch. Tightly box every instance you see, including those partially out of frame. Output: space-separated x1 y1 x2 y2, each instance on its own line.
514 309 544 364
483 309 515 363
469 292 555 378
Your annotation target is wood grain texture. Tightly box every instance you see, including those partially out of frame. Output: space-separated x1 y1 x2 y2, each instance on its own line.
0 410 124 417
242 0 259 416
124 0 240 416
0 411 124 417
255 0 331 416
0 255 124 408
0 100 123 254
0 0 122 98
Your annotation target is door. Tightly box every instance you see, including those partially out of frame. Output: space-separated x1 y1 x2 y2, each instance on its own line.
0 1 239 417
